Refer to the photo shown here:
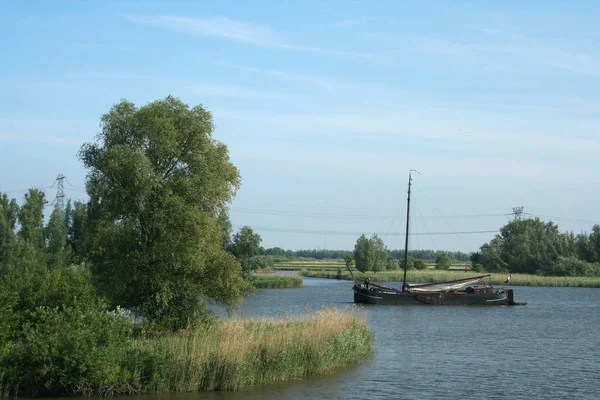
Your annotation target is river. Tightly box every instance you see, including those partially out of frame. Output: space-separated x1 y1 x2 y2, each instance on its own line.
115 275 600 400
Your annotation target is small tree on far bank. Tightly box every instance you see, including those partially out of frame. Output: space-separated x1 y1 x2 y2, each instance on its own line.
435 253 452 270
414 258 428 270
229 226 266 277
354 234 373 272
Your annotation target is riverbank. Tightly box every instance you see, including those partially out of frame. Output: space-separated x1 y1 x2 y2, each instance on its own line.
0 308 373 396
299 269 600 288
251 275 303 288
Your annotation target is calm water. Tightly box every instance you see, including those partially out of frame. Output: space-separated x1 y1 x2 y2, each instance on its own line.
118 276 600 400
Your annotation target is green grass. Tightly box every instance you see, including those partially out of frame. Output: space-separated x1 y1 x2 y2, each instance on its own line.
275 262 472 271
274 261 347 270
251 275 304 288
299 269 600 288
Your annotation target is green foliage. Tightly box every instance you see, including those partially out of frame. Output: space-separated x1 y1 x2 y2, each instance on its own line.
17 189 46 250
343 253 354 269
370 234 386 273
353 234 374 272
413 258 428 270
0 194 18 265
0 305 133 396
229 226 266 277
353 234 392 273
401 255 415 271
471 263 485 272
537 256 600 277
435 253 452 270
79 96 248 330
67 200 88 263
45 205 70 269
474 218 600 276
218 212 233 250
390 249 471 262
385 255 398 270
266 247 286 257
250 275 303 288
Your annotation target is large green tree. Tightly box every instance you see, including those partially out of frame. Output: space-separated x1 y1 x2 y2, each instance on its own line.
79 96 248 329
473 218 587 275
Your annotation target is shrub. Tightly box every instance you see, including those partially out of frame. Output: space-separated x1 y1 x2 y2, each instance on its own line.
537 256 600 277
435 253 452 270
413 259 428 270
0 305 133 396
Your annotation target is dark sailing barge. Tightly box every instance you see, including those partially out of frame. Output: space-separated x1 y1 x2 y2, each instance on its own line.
353 275 521 305
352 170 525 306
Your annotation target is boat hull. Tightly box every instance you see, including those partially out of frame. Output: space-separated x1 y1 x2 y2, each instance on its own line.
353 285 517 306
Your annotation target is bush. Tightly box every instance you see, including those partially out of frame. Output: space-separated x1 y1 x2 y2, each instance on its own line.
413 259 428 270
537 256 600 277
435 253 451 270
0 305 133 396
471 263 486 273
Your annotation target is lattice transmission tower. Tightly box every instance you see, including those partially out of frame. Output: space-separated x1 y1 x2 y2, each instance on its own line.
51 174 70 209
512 206 524 221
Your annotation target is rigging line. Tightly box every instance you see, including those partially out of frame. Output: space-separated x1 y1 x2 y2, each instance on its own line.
383 195 407 243
412 182 469 253
230 224 499 236
414 198 438 252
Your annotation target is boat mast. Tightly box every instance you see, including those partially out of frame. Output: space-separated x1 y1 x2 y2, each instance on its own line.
402 170 413 292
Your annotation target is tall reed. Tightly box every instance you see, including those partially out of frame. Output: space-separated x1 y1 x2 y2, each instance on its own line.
122 307 374 392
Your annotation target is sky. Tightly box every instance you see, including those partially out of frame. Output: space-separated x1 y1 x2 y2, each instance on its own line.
1 0 600 253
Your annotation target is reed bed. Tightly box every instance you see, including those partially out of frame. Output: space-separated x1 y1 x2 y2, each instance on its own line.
251 275 304 288
122 307 374 392
300 269 600 288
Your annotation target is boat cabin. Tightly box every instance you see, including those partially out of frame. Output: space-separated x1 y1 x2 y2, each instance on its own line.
463 285 494 295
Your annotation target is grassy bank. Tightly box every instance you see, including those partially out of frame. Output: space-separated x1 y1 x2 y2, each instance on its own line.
274 261 346 270
300 269 600 288
275 262 472 272
0 308 373 396
251 275 304 288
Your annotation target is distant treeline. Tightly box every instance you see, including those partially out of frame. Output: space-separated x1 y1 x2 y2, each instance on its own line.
265 247 471 262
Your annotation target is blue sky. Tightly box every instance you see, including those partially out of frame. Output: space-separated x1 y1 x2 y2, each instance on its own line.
1 0 600 252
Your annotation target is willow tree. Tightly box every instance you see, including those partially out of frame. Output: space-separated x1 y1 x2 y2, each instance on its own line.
79 96 248 329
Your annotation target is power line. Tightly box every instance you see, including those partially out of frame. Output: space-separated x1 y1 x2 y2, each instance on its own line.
526 213 600 225
231 224 498 237
230 207 510 220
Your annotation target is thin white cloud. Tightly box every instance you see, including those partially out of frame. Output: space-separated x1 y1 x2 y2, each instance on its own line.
184 83 282 100
228 64 346 90
125 14 370 57
0 120 97 144
414 29 600 78
0 135 84 145
216 108 600 161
